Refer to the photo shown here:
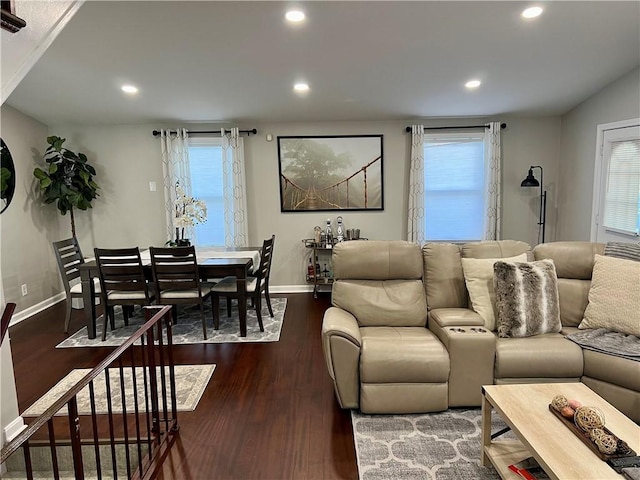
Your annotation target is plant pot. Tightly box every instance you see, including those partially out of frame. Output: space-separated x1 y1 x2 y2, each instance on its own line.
177 239 191 247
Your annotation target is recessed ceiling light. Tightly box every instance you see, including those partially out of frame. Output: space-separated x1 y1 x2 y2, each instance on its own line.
293 83 310 92
522 6 543 19
121 85 138 94
285 10 305 22
465 80 481 89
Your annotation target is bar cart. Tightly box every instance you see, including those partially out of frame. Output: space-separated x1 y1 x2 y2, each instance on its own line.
303 239 334 298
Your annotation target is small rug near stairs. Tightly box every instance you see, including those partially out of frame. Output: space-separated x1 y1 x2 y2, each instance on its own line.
57 297 287 348
22 364 215 417
352 408 515 480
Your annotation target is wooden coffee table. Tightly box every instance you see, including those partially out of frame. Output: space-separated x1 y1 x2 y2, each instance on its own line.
481 383 640 479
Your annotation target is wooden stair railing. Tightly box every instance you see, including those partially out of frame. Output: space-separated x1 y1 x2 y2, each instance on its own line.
1 302 16 344
0 305 178 480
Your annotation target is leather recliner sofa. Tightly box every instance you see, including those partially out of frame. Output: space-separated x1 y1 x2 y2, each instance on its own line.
321 239 640 422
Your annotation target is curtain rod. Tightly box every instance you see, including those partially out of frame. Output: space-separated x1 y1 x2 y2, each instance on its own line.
404 123 507 133
152 128 257 137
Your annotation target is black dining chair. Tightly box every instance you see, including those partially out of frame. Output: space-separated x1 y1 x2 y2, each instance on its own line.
149 246 215 340
53 237 101 333
210 235 275 333
94 247 154 341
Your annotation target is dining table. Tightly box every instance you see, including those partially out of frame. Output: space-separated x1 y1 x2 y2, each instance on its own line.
79 246 261 339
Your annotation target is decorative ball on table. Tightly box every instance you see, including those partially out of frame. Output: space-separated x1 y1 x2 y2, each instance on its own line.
589 427 606 443
560 406 575 419
551 395 569 412
595 434 618 455
574 406 605 432
568 399 582 410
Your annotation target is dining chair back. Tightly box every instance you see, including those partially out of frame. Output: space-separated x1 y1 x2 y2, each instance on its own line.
255 234 276 317
94 247 153 341
211 235 276 333
53 237 101 333
149 246 213 339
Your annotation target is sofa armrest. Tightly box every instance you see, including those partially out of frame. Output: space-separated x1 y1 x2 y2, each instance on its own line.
429 308 496 407
321 307 362 409
429 308 486 328
322 307 362 346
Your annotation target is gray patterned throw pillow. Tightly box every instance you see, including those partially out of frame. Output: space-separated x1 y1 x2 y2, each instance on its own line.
493 259 561 338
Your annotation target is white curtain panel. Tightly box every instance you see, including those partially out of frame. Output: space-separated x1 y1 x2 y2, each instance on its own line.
484 122 502 240
407 124 425 244
160 128 192 242
221 127 249 247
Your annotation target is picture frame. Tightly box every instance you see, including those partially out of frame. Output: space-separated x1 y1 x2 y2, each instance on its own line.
277 135 383 212
1 0 26 33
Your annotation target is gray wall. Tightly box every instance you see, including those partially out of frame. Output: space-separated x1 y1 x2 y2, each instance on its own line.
557 67 640 240
1 105 63 311
0 68 636 437
2 67 637 310
0 105 62 444
46 116 561 289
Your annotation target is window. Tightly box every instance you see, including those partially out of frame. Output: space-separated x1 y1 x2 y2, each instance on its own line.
188 138 224 246
592 120 640 243
603 138 640 235
423 132 486 241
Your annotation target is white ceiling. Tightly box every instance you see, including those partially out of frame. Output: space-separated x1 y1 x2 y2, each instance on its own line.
6 1 640 126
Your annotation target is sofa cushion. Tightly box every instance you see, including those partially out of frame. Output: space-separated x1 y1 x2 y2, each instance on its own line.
556 278 592 327
494 259 561 338
360 327 449 383
533 241 604 279
494 334 583 379
582 349 640 392
422 243 467 310
460 253 527 331
461 240 531 260
579 255 640 336
332 279 427 327
333 240 423 280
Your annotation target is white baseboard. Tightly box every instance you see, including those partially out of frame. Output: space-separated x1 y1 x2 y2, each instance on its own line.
3 416 26 443
270 285 315 294
9 293 65 327
9 286 317 327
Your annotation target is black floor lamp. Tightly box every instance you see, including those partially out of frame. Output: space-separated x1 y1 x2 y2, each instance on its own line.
521 165 546 243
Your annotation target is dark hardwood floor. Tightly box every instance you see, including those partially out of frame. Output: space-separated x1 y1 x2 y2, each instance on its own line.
8 293 358 480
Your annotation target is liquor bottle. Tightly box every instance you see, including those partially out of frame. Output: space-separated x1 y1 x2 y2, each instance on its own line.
336 216 344 242
307 257 315 279
325 218 333 246
315 256 320 275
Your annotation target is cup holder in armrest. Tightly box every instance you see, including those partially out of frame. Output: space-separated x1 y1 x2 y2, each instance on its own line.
446 327 490 334
470 327 489 333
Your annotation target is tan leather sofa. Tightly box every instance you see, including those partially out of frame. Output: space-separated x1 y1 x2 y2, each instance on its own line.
321 240 449 414
322 239 640 422
533 242 639 422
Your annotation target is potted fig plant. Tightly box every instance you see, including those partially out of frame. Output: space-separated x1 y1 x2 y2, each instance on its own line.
33 136 99 237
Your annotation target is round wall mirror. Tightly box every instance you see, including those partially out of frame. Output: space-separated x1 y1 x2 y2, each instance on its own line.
1 138 16 214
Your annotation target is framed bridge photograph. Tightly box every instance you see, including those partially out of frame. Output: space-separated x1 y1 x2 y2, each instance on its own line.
277 135 384 212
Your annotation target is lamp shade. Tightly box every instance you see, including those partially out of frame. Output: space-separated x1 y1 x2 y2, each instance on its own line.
521 168 540 187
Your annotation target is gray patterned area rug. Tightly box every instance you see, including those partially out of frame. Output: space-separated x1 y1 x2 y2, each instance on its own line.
56 297 286 348
352 409 514 480
22 364 215 417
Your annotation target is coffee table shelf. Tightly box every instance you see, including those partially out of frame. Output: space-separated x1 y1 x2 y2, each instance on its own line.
483 441 531 478
481 383 640 480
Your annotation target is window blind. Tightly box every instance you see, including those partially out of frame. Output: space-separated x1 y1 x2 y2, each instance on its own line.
423 134 485 241
603 139 640 236
188 138 225 246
